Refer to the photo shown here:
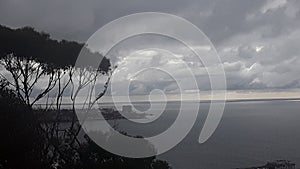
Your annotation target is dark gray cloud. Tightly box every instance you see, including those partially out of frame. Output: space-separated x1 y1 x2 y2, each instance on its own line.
1 0 300 92
0 0 200 41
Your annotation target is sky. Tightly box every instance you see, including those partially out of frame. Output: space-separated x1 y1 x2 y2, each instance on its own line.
1 0 300 98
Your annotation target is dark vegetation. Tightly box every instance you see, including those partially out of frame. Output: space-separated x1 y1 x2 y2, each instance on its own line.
0 25 110 70
0 80 43 169
0 25 171 169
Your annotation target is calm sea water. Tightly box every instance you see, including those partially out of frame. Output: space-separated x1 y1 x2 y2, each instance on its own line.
83 100 300 169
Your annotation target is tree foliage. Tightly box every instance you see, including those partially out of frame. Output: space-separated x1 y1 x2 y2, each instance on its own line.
0 25 110 71
0 25 172 169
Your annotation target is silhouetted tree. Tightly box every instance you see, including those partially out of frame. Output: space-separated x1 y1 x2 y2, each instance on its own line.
0 25 172 169
0 25 111 107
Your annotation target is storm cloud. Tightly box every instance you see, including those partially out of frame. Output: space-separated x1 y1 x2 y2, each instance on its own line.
1 0 300 93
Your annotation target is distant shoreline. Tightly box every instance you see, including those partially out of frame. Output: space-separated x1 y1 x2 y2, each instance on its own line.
33 97 300 106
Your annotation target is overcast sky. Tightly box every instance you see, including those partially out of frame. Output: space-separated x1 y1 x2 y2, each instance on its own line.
1 0 300 96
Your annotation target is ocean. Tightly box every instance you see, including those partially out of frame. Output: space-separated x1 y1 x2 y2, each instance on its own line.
81 100 300 169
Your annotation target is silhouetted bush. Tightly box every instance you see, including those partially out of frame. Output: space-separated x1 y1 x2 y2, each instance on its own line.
0 80 172 169
0 80 44 169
